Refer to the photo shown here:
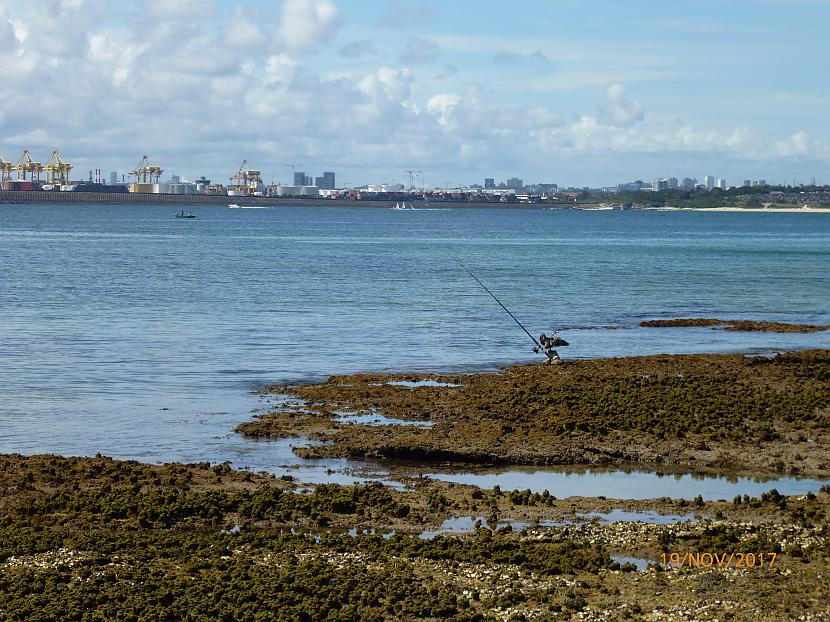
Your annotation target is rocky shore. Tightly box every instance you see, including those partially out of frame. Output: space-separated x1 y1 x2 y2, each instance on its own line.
240 349 830 478
1 454 829 620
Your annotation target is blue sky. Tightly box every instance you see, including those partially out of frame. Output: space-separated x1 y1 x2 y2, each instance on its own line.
1 0 828 187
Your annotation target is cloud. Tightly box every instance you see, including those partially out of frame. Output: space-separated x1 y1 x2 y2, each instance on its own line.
0 6 17 52
379 4 435 28
400 37 441 64
226 8 267 48
0 0 823 188
277 0 341 55
436 64 459 80
340 39 377 59
774 131 810 157
493 49 551 64
600 83 646 126
263 54 297 84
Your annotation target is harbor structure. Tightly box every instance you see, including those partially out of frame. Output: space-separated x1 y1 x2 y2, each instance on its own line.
228 160 266 196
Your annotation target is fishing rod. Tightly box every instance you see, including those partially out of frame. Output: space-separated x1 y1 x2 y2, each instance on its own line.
451 255 545 355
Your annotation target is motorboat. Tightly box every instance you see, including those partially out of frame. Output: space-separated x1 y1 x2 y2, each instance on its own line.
175 211 196 219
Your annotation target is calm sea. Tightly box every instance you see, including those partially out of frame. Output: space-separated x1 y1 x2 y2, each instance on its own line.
1 204 829 490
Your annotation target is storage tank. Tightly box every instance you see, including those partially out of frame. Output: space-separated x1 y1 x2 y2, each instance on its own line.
130 183 156 193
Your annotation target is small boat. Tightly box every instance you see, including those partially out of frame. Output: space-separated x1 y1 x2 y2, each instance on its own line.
228 203 240 208
175 210 196 219
391 201 415 210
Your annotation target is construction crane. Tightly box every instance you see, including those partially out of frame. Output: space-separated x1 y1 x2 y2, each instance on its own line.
0 153 12 183
43 150 72 185
282 163 303 184
14 150 43 182
130 155 163 183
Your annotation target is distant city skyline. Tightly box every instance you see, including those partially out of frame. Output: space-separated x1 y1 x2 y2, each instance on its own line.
0 0 827 187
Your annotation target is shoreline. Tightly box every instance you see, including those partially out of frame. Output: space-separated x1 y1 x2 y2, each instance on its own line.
3 189 830 212
650 205 830 213
242 349 830 479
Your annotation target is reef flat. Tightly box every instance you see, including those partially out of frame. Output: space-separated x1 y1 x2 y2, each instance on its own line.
1 454 829 620
640 318 830 333
240 350 830 478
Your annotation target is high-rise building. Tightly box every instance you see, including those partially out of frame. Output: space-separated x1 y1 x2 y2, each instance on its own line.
704 176 715 190
315 172 336 189
294 172 306 186
171 174 181 184
716 178 727 189
743 179 751 187
506 177 523 191
667 177 678 189
682 177 697 191
758 179 767 186
110 171 118 185
484 178 495 189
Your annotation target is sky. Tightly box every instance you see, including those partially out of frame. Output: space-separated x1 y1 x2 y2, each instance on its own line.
0 0 828 188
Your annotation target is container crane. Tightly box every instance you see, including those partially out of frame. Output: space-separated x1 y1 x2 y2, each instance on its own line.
43 150 72 185
130 155 163 183
0 154 12 182
14 150 43 182
229 160 265 196
229 159 248 191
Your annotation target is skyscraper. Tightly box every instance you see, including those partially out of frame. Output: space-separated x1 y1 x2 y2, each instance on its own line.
484 178 495 189
294 172 306 186
506 177 523 191
110 171 118 185
716 178 727 189
704 176 715 190
315 172 336 189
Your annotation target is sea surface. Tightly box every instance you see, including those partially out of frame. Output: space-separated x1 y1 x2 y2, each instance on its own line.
1 204 829 497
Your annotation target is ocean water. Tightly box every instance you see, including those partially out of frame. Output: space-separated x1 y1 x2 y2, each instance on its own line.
1 203 829 494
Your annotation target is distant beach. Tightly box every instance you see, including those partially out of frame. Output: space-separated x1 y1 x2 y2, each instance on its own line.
650 205 830 213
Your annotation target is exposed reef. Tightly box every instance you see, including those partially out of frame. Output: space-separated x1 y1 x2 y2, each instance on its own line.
240 350 830 478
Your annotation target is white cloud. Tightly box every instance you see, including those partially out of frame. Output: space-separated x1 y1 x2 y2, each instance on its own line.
774 131 810 157
264 54 297 84
278 0 341 55
601 83 646 127
0 0 824 186
426 94 461 126
226 8 267 48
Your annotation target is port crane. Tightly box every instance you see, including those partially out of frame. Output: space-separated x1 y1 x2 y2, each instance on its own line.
229 160 264 195
43 150 73 185
0 154 12 182
14 150 43 182
130 155 163 183
229 159 248 189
